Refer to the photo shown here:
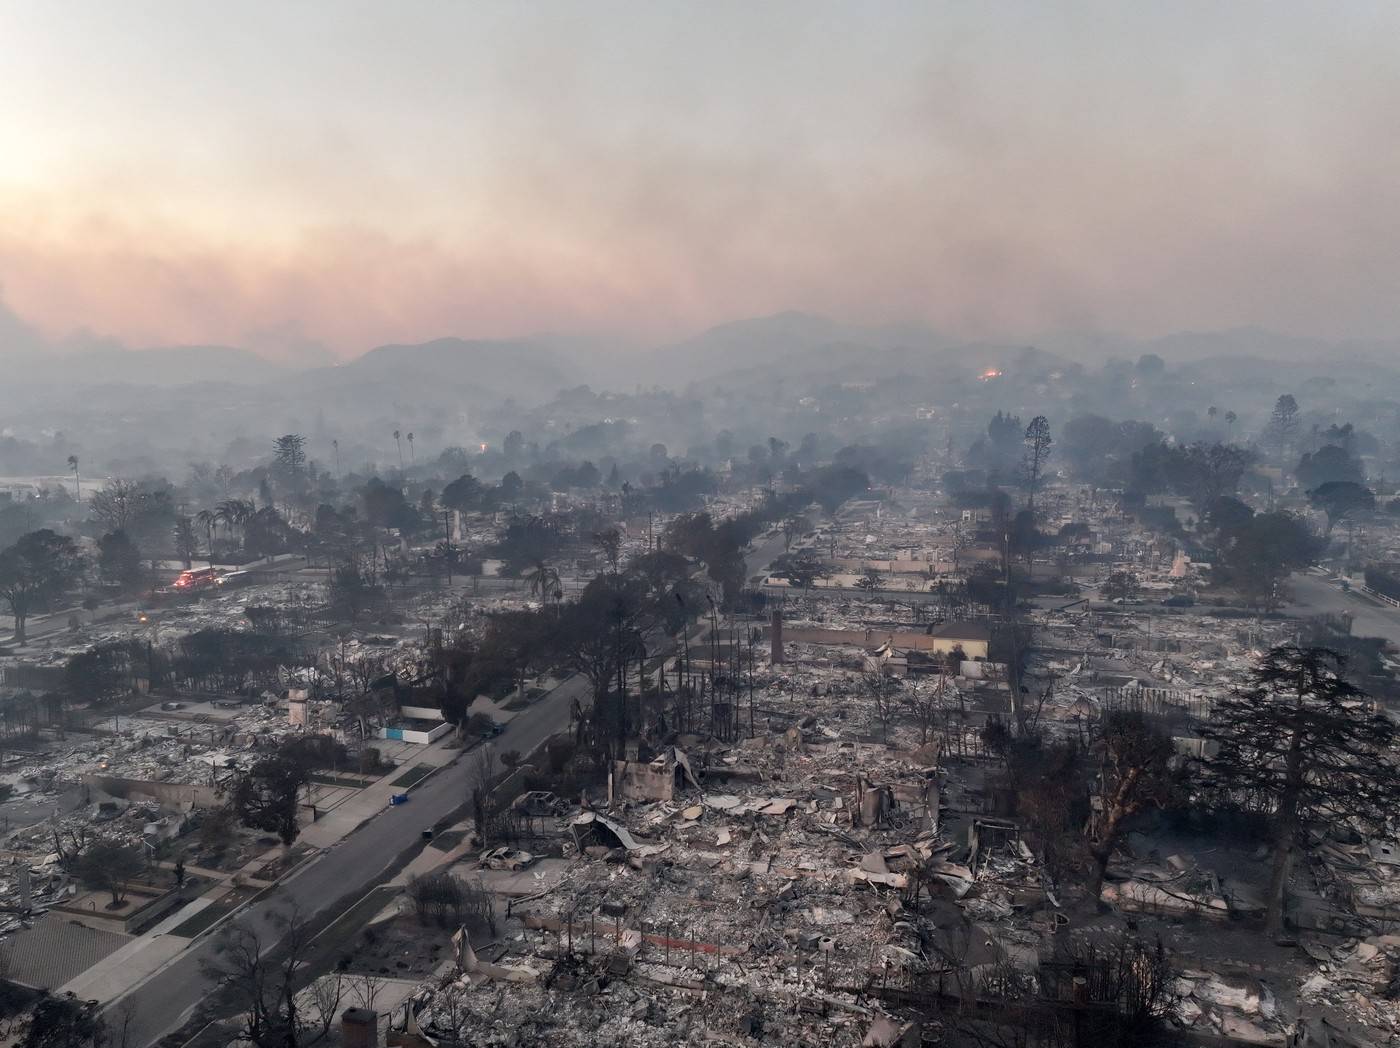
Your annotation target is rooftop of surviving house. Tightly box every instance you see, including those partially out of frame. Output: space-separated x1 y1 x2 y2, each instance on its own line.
927 621 991 644
1 913 130 991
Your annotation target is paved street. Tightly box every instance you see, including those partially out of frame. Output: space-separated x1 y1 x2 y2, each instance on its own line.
745 527 794 581
1288 572 1400 647
114 534 797 1047
0 555 311 646
113 667 588 1048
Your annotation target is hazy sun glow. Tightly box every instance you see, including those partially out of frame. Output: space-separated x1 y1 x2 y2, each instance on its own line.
3 3 1400 359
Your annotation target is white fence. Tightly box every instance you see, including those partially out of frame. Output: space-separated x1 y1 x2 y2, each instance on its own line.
1362 585 1400 609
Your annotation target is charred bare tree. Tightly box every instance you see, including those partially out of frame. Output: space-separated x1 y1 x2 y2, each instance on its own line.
1086 710 1182 902
469 744 499 846
348 974 383 1014
305 973 345 1045
901 676 949 746
863 669 898 742
1021 416 1053 511
1002 734 1089 892
201 906 316 1048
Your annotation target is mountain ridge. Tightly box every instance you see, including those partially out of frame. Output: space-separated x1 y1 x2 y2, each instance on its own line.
5 308 1398 394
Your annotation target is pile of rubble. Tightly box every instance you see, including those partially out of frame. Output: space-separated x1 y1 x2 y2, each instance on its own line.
402 729 1045 1046
1299 936 1400 1038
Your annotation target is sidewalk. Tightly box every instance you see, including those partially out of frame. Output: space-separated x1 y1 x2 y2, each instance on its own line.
63 736 464 1006
59 924 188 1001
297 734 462 849
389 815 479 888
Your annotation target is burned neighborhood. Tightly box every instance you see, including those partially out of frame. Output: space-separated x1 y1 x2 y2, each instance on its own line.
6 5 1400 1047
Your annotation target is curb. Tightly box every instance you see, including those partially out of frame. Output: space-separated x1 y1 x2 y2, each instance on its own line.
103 748 465 1012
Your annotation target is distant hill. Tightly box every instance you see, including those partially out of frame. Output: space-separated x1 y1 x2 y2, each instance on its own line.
636 312 993 388
4 306 1397 401
641 312 866 386
297 336 579 405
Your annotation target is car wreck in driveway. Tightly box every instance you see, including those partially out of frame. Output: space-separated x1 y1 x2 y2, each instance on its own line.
480 846 535 871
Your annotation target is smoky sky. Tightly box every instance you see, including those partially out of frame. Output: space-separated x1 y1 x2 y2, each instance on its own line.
2 2 1400 358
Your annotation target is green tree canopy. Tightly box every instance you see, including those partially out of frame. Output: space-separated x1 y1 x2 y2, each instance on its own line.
0 529 83 643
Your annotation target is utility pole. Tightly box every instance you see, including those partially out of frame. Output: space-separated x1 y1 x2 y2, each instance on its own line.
441 510 454 584
748 625 756 739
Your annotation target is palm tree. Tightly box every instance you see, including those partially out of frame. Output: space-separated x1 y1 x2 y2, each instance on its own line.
1224 410 1238 442
393 430 403 470
331 439 340 478
67 455 81 501
213 500 234 539
195 508 218 567
406 432 415 464
215 498 256 547
526 559 562 609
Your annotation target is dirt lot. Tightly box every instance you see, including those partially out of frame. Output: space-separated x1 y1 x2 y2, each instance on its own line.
342 913 456 979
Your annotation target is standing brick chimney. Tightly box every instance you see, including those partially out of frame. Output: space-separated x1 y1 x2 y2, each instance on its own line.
770 609 784 665
341 1008 379 1048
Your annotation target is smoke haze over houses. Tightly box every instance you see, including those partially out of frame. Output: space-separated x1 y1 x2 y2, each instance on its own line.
7 16 1400 1044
